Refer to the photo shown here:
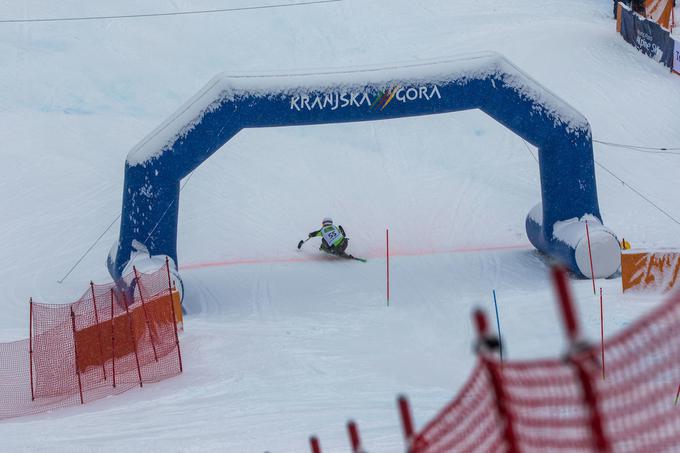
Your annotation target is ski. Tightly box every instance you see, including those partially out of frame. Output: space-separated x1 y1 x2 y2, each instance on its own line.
346 255 367 263
324 251 366 262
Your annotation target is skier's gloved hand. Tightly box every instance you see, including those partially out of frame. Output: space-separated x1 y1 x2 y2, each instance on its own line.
308 233 315 238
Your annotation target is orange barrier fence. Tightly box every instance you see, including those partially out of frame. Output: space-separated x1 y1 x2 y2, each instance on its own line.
621 249 680 292
0 260 182 420
308 267 680 452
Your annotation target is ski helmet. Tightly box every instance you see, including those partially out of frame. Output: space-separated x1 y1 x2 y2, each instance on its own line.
322 217 333 226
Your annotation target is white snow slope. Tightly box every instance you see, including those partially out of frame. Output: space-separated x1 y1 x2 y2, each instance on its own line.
1 0 680 451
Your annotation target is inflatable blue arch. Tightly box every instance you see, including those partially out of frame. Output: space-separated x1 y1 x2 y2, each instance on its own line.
108 53 620 291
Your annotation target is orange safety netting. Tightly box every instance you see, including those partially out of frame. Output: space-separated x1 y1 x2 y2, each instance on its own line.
0 263 182 420
411 290 680 452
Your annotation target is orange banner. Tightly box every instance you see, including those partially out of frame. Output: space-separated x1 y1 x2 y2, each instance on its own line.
622 249 680 292
75 291 180 373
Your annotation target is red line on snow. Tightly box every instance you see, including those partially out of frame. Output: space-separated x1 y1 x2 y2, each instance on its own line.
389 243 532 258
179 243 532 271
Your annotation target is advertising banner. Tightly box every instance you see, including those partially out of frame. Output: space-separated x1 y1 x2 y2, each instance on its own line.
620 4 674 67
674 38 680 74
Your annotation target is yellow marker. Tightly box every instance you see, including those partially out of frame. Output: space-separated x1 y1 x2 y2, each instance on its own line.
621 238 631 250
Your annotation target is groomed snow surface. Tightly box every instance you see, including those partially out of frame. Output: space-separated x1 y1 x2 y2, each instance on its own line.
1 0 680 451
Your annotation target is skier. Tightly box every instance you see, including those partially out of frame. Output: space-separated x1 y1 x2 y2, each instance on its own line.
297 218 366 262
304 217 349 256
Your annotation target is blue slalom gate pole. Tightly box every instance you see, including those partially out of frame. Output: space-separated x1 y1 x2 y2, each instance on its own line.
493 289 503 362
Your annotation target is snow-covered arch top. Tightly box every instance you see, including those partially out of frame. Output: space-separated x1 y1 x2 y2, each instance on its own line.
109 52 619 285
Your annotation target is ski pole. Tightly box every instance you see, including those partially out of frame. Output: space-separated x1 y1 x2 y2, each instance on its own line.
297 237 312 249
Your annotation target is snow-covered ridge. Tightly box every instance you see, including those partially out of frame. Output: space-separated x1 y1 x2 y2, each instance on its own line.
126 52 590 166
552 213 606 248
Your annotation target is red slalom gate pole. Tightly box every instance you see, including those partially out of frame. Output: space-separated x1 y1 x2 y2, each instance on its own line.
110 288 116 388
386 229 390 306
585 221 596 295
90 282 107 381
70 307 84 405
600 287 605 380
29 298 34 401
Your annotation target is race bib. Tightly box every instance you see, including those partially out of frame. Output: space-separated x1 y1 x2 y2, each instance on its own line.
321 225 344 247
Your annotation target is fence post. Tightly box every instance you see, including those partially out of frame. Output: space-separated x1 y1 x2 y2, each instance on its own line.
110 288 117 389
133 266 159 362
397 395 415 451
123 293 144 388
347 420 363 453
484 358 518 452
551 266 581 343
474 308 518 453
552 266 610 451
309 435 322 453
90 282 107 381
70 307 84 405
569 355 610 452
29 298 34 401
165 257 183 372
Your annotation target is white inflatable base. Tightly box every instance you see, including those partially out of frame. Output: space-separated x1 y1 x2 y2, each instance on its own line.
121 241 184 302
575 229 621 279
